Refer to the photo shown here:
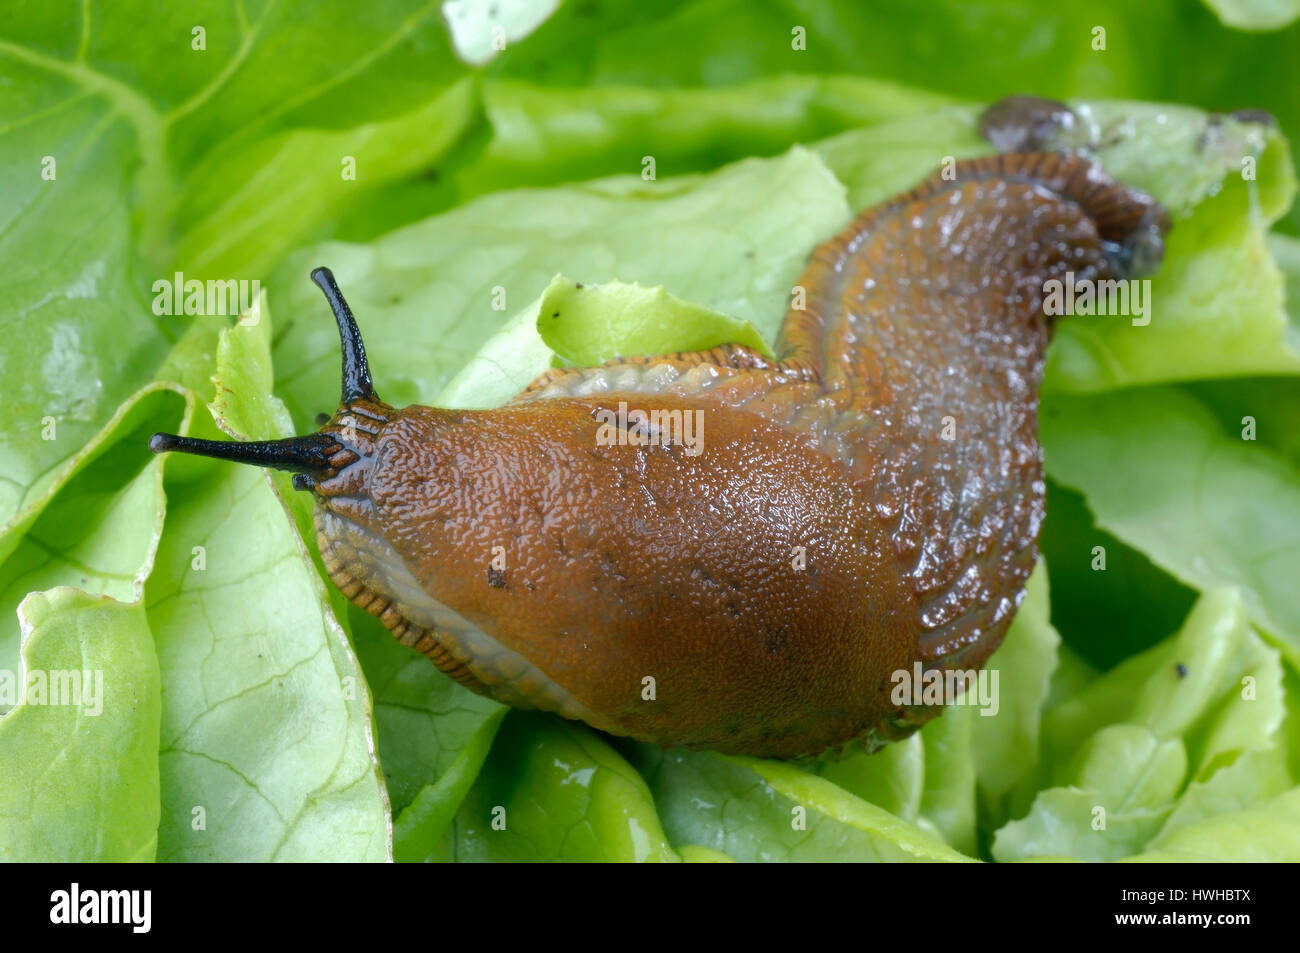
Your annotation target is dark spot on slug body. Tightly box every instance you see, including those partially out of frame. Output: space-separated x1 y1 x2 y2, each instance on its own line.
763 624 791 656
148 96 1171 760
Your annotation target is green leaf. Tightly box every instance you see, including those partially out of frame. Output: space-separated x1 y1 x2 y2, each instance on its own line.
0 2 482 543
537 276 772 363
1044 590 1279 762
813 735 926 824
1271 232 1300 353
0 588 160 862
1285 663 1300 781
171 77 483 280
678 844 735 862
917 704 978 857
742 756 974 861
350 605 504 821
504 0 1146 98
1038 481 1198 671
435 274 774 409
447 74 952 200
996 588 1287 860
393 706 507 862
814 107 989 211
1154 747 1292 842
1188 375 1300 469
994 725 1188 862
632 745 971 862
0 385 187 681
1124 786 1300 861
435 292 559 410
1041 387 1300 664
0 82 167 540
1049 104 1299 390
970 563 1061 830
271 146 849 423
495 1 1300 237
447 714 679 862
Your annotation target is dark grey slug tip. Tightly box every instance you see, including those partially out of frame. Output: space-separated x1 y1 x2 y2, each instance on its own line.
979 95 1077 152
1107 206 1170 279
1228 108 1277 127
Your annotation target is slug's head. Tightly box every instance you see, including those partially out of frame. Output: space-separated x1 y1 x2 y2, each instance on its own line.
148 267 392 495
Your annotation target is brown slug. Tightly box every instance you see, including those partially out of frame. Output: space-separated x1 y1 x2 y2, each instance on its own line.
150 97 1169 760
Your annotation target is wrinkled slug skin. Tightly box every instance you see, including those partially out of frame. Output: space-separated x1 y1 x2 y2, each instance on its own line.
152 99 1171 759
331 398 917 758
308 145 1168 759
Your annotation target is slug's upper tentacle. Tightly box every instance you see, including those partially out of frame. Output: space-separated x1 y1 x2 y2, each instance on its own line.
311 266 380 405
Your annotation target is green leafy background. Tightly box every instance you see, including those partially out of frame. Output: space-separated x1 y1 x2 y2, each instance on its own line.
2 0 1299 861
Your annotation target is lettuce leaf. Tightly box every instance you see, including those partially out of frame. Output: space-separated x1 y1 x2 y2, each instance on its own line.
446 715 679 862
0 589 160 862
995 589 1288 861
270 146 849 424
1041 387 1300 665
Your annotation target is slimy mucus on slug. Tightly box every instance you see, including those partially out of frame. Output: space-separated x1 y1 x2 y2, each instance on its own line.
150 96 1171 760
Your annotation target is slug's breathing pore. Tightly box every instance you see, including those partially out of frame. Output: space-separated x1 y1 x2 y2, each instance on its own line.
151 97 1170 759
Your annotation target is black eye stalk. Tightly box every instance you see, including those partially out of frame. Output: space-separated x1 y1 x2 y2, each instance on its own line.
311 266 379 406
146 429 339 475
149 267 377 480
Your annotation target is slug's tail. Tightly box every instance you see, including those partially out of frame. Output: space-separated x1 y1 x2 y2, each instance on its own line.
915 150 1170 279
975 94 1171 278
767 102 1173 748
